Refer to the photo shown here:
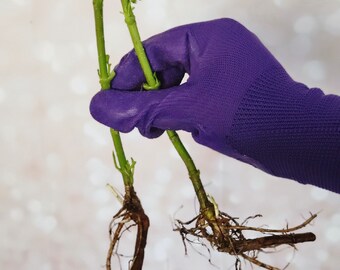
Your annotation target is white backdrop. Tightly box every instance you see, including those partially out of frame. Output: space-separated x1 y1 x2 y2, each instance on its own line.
1 0 340 269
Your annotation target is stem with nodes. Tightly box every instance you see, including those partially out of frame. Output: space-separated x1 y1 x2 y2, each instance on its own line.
93 0 134 186
120 0 217 223
93 3 150 270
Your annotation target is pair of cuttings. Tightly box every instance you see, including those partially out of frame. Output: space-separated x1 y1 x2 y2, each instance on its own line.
92 1 317 270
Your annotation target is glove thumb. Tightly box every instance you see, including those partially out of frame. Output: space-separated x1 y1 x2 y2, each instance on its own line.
90 83 197 138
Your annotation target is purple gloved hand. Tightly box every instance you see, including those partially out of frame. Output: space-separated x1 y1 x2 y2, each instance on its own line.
90 18 340 193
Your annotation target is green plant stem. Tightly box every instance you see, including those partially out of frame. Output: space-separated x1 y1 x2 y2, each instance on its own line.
93 0 132 186
120 0 215 218
121 0 159 89
167 131 213 213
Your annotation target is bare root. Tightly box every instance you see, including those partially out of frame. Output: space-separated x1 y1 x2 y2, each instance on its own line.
174 210 317 270
106 186 150 270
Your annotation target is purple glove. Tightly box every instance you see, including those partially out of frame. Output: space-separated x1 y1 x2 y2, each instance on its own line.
90 18 340 193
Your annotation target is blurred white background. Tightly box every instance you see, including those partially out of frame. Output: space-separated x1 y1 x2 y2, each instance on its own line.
1 0 340 269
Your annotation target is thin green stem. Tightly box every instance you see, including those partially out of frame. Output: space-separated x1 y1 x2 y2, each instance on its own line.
93 0 115 89
110 129 127 168
121 0 160 90
93 0 133 186
120 0 215 218
167 131 213 213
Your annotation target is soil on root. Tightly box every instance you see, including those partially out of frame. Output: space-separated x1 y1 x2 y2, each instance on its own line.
174 210 317 270
106 185 149 270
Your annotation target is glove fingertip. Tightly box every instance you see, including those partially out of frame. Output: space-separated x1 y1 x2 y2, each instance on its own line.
90 90 141 133
89 91 112 127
